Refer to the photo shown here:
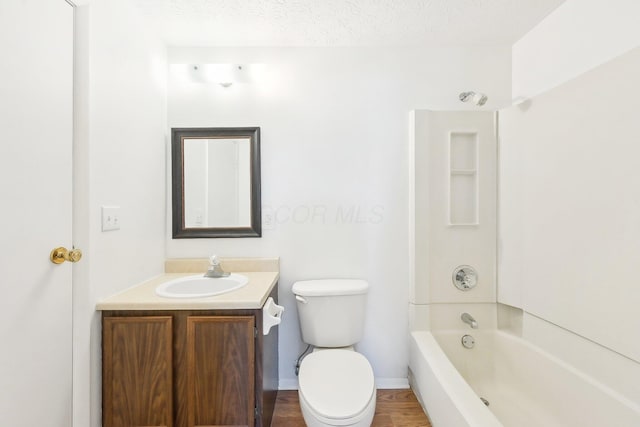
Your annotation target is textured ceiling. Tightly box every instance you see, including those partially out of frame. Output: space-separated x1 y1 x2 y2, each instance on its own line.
131 0 566 47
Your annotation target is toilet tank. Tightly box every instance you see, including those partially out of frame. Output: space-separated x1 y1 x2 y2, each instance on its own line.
292 279 369 347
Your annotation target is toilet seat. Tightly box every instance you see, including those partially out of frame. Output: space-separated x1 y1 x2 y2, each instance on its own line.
298 349 375 425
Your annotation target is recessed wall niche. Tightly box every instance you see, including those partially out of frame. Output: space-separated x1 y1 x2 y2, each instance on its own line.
449 132 478 225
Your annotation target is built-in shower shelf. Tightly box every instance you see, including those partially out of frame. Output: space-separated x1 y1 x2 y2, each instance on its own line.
450 169 477 175
449 131 479 226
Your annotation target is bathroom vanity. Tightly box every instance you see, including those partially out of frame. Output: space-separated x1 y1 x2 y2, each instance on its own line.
97 258 280 427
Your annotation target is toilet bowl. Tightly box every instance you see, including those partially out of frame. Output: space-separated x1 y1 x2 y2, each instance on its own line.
298 349 376 427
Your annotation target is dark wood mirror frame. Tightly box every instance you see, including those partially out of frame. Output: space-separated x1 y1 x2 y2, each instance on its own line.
171 127 261 238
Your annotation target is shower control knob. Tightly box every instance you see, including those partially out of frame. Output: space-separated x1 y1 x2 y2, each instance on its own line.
453 265 478 291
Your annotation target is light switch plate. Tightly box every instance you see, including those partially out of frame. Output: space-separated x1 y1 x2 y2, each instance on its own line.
101 206 121 231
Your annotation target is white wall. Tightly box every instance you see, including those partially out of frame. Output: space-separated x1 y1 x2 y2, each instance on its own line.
512 0 640 99
166 46 511 388
73 1 167 425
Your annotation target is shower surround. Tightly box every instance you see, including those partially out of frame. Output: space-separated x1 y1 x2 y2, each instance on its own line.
409 47 640 426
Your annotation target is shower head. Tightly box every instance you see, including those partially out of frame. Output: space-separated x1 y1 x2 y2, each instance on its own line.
459 91 488 106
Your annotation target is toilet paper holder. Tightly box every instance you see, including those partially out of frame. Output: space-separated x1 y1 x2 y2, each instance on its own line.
263 297 284 335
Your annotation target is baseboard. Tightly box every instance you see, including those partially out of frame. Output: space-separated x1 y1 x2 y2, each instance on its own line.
279 378 299 390
376 377 410 389
279 377 409 390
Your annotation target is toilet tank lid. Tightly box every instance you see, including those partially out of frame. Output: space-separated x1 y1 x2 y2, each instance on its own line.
292 279 369 296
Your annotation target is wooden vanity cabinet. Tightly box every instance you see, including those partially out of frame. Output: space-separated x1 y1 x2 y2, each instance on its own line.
184 315 255 427
102 316 174 427
102 292 278 427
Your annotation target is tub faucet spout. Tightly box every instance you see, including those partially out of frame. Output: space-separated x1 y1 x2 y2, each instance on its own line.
461 313 478 329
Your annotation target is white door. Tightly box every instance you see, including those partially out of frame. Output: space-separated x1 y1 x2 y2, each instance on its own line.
0 0 74 425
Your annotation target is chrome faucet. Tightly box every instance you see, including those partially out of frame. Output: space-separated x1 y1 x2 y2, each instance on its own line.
461 313 478 329
204 255 230 278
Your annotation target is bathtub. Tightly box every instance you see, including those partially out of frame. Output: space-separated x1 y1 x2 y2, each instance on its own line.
409 328 640 427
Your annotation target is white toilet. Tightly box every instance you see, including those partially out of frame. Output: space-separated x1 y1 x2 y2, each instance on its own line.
292 279 376 427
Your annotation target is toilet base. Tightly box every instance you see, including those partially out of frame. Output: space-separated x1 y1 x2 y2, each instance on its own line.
298 388 376 427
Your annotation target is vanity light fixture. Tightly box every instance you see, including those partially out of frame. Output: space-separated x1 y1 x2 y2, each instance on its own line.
188 63 246 87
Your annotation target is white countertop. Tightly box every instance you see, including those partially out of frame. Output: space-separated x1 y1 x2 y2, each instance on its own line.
96 258 279 311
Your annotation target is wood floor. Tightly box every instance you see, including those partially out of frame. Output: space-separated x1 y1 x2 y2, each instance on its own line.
271 389 432 427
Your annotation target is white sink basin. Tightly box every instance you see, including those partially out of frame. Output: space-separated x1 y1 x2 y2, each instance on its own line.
155 273 248 298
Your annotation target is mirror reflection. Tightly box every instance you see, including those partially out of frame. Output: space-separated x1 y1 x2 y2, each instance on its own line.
183 137 251 228
172 127 261 238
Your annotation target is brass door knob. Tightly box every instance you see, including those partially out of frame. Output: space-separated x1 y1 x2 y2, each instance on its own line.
50 247 83 264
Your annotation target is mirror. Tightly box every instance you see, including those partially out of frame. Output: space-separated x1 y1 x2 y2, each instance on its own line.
171 127 261 238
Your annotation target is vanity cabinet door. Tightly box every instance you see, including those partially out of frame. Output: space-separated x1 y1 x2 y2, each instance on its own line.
185 316 255 427
103 316 173 427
